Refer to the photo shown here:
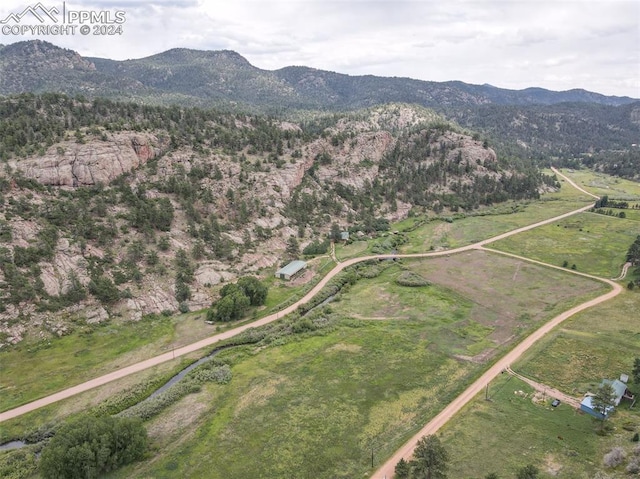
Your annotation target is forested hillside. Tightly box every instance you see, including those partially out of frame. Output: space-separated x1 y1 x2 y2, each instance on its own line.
0 94 553 345
444 102 640 160
1 41 638 170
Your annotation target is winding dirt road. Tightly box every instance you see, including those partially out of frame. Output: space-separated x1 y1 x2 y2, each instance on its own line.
0 166 622 479
371 168 622 478
0 202 595 423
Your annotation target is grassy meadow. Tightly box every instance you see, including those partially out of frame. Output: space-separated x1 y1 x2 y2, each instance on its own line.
99 254 607 479
556 168 640 200
0 315 183 412
440 290 640 478
488 211 638 278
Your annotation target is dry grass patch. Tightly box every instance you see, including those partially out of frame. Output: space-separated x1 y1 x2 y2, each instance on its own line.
234 375 288 417
146 391 210 440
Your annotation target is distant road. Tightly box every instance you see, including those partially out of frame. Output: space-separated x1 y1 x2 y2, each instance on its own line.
551 166 599 199
0 168 603 425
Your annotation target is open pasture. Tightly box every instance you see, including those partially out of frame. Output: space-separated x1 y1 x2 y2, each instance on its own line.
440 290 640 478
488 212 637 278
106 252 605 479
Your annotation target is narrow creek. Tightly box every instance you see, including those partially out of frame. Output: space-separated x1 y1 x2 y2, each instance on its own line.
0 344 237 452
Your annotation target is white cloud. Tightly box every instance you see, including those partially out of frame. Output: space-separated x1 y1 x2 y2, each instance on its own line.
0 0 638 97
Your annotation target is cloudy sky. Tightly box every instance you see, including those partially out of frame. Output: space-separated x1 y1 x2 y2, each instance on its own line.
1 0 638 97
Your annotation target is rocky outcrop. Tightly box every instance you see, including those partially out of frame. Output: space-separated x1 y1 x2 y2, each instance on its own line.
12 133 161 186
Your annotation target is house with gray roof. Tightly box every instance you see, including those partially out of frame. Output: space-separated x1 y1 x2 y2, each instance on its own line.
580 378 635 419
275 260 307 280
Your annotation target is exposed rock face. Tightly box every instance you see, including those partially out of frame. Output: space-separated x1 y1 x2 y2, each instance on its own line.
0 104 521 346
194 265 234 287
311 131 392 189
11 133 161 186
85 306 109 324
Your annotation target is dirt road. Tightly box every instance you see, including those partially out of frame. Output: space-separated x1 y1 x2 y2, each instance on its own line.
614 261 632 280
0 170 605 427
505 367 581 408
371 268 621 478
550 166 599 199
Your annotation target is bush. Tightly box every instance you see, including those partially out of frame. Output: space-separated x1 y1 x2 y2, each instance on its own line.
627 458 640 474
603 446 626 468
302 239 330 256
516 464 539 479
88 275 120 304
118 364 232 421
395 271 430 287
0 448 38 479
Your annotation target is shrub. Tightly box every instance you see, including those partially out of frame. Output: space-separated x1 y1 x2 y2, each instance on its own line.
302 239 329 256
627 458 640 474
395 271 430 287
88 275 120 304
603 446 626 467
117 364 232 421
0 448 37 479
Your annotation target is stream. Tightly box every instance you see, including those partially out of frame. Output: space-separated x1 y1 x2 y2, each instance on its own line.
0 344 235 452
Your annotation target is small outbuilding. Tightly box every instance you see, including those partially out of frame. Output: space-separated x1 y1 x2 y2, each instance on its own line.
275 260 307 281
580 396 610 420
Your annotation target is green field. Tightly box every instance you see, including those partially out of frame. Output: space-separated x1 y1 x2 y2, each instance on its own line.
97 254 606 479
516 290 640 396
440 290 640 478
556 168 640 200
489 212 638 278
0 315 183 412
440 375 603 478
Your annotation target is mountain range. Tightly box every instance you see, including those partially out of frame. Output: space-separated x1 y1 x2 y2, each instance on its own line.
0 40 636 113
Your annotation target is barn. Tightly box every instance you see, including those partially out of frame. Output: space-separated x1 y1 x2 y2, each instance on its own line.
275 260 307 281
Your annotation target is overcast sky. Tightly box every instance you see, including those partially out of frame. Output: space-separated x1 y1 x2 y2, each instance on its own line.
1 0 638 97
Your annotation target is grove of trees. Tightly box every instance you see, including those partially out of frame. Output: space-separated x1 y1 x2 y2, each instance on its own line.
39 414 147 479
207 276 268 322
